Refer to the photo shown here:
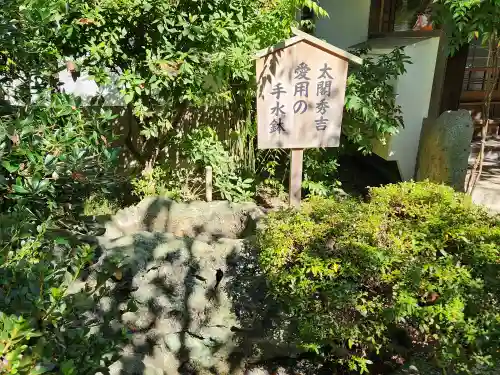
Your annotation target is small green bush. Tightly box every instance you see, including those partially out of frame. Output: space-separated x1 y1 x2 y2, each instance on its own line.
0 93 120 217
132 127 253 202
82 194 120 217
257 181 500 374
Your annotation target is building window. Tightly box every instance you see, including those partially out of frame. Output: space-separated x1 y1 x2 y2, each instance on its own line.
467 40 491 69
462 40 500 92
369 0 432 34
369 0 397 33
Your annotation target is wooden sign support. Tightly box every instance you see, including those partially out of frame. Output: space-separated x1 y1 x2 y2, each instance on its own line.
255 28 363 209
289 149 304 208
205 166 213 202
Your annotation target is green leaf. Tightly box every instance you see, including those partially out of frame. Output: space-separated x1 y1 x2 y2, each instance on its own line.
50 287 61 299
44 154 56 166
13 184 29 194
26 151 37 164
124 93 134 104
3 316 14 333
31 364 55 375
2 161 19 173
36 179 50 192
64 271 73 285
55 237 70 246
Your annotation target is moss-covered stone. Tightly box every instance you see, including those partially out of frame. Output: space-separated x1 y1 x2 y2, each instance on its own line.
416 110 474 191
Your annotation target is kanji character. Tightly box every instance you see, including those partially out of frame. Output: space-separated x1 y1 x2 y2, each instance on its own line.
270 117 286 134
316 98 330 115
318 63 333 79
315 116 328 131
293 100 308 114
270 83 286 100
270 102 286 117
317 81 332 97
294 81 310 97
294 62 311 80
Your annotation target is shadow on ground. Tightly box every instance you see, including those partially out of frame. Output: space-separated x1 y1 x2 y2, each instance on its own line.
71 198 310 375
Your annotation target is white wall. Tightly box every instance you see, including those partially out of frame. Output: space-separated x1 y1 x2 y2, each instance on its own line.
57 70 124 106
1 68 124 106
314 0 371 49
371 37 440 181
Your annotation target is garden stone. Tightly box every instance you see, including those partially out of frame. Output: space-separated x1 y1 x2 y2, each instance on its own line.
121 309 155 331
89 230 299 375
104 198 264 240
245 367 290 375
144 367 164 375
416 110 474 191
98 296 114 313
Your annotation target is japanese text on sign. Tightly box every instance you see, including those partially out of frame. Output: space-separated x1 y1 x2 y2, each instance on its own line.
293 62 310 115
315 63 334 131
256 38 349 149
268 61 336 133
269 83 287 133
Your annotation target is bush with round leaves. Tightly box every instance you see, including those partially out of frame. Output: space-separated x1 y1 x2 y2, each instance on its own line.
257 181 500 374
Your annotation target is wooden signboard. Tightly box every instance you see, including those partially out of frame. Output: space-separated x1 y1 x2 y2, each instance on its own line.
255 29 363 207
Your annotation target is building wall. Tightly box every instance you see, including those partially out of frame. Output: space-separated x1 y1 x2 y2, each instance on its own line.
389 37 440 180
57 69 124 106
368 37 440 180
314 0 371 49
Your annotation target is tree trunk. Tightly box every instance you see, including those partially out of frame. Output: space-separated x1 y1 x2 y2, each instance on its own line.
439 44 470 113
466 33 500 194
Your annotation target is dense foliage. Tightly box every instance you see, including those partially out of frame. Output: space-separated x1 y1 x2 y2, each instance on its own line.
12 0 322 168
0 0 408 197
0 0 413 372
0 93 125 374
432 0 500 54
344 48 409 151
132 127 253 202
0 94 119 216
258 181 500 373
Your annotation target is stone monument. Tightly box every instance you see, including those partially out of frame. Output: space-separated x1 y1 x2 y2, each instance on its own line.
416 110 474 191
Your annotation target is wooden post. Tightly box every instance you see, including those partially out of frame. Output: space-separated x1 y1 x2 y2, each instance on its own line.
255 31 361 201
289 149 304 208
205 166 213 202
378 0 385 32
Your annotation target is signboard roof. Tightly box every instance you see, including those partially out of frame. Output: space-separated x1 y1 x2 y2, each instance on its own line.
255 28 363 65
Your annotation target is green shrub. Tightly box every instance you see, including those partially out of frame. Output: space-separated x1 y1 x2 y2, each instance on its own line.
257 181 500 374
133 127 253 202
82 194 120 217
0 93 126 374
131 166 190 201
182 127 253 202
0 93 120 217
0 214 127 375
302 148 342 197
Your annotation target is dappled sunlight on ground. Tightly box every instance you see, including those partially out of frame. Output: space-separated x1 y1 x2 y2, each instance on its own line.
469 138 500 212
